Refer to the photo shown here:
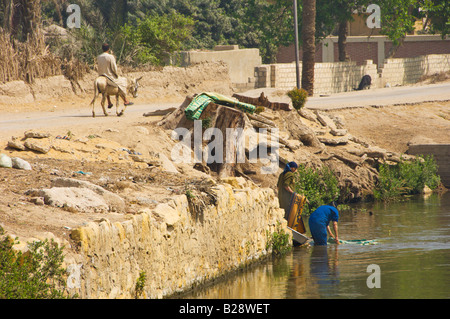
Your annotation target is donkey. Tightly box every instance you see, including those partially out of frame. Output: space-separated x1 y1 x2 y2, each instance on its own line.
90 76 142 117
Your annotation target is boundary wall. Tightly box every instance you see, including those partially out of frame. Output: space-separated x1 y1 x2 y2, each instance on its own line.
277 35 450 68
67 179 288 299
170 46 450 96
255 54 450 95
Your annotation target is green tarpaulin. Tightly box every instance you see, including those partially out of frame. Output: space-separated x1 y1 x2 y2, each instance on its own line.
184 92 256 120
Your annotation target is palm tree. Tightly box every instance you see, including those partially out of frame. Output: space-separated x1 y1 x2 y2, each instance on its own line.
301 0 316 96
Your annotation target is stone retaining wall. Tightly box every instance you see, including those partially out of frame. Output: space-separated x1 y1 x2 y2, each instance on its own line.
67 178 289 299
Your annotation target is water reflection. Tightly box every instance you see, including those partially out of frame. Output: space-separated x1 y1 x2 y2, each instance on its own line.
183 192 450 299
309 245 339 297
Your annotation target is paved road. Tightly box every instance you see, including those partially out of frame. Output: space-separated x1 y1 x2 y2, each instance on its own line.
1 82 449 140
306 82 450 110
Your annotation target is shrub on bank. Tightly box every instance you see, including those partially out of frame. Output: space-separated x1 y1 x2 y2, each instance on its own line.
0 227 70 299
293 164 340 214
374 155 441 201
287 88 308 110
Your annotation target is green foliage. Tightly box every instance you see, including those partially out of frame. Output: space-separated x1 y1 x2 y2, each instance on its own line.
420 0 450 38
378 0 418 47
118 12 194 66
135 271 147 299
266 223 292 256
0 229 69 299
39 0 450 66
374 155 441 201
287 87 308 110
293 164 340 214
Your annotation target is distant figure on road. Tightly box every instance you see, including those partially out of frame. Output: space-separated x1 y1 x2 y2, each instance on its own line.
356 75 372 90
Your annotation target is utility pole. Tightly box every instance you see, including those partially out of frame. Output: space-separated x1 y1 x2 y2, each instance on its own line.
293 0 301 89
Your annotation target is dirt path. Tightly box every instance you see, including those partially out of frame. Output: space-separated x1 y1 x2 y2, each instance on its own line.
1 83 449 245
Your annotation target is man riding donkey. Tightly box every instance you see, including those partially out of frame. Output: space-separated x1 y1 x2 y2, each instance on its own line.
97 43 134 108
90 43 141 117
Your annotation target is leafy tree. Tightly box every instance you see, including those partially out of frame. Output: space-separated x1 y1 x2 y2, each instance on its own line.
419 0 450 38
119 12 194 66
378 0 419 57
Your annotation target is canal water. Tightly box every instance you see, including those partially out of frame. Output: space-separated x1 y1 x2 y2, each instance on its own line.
183 192 450 299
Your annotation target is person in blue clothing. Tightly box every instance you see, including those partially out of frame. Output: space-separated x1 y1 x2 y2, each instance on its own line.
308 203 340 245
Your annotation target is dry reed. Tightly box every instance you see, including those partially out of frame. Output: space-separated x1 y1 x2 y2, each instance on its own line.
0 28 89 84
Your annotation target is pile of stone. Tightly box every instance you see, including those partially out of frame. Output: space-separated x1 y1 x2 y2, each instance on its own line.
0 153 32 170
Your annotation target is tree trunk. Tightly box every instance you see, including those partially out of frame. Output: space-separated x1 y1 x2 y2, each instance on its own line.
301 0 316 96
338 20 349 62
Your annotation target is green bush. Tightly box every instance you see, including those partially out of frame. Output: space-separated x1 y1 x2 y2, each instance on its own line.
0 227 69 299
293 164 340 214
374 155 441 201
266 223 291 256
287 87 308 110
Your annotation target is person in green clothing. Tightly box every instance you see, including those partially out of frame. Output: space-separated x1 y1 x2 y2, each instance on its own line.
277 161 298 218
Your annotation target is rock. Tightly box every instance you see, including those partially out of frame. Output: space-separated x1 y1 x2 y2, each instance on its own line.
143 107 176 116
24 138 51 154
364 146 388 159
318 135 349 145
315 111 337 130
281 111 322 147
51 177 126 212
220 176 249 189
0 153 12 168
11 157 32 170
7 137 26 151
287 139 302 150
24 130 51 139
330 128 348 136
33 187 109 213
327 114 346 129
297 108 317 122
152 203 181 227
